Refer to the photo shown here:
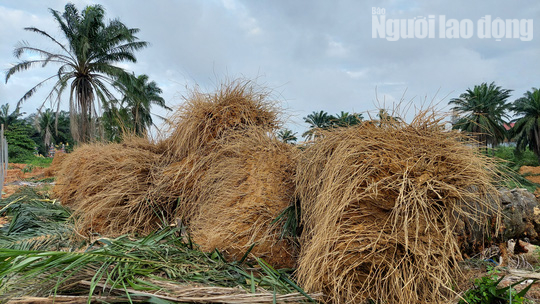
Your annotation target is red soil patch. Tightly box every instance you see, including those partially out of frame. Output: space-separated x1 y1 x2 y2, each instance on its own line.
519 166 540 192
519 166 540 175
5 164 45 182
0 217 8 226
2 163 48 198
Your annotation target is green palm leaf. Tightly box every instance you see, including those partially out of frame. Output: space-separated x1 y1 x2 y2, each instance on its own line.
449 82 512 148
5 3 150 143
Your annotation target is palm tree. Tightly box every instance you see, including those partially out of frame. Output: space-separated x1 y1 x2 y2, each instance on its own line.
302 111 365 140
27 109 73 155
510 88 540 162
102 103 130 142
113 73 170 136
35 109 55 152
5 3 148 143
449 82 512 148
302 111 334 140
332 111 363 127
0 103 24 131
277 129 297 144
376 109 401 123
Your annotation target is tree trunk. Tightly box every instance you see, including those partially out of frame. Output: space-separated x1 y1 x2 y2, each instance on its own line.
534 126 540 164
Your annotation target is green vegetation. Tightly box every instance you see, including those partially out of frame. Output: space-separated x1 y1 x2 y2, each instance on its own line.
450 82 512 148
21 156 53 167
510 88 540 163
459 268 535 304
103 73 171 142
488 146 539 192
0 187 313 302
6 3 150 143
277 128 298 144
4 123 36 163
0 187 73 251
27 109 74 156
302 110 363 140
0 229 312 301
494 146 539 170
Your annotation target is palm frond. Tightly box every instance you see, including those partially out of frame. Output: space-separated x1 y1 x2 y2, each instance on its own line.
0 187 75 251
0 227 315 302
23 27 73 60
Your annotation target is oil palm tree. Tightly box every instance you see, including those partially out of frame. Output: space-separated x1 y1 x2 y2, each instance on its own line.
376 109 401 123
5 3 148 143
114 73 170 136
302 111 334 140
449 82 512 148
26 109 73 155
101 103 129 142
510 88 540 162
35 109 55 152
0 103 24 131
332 111 363 127
277 128 298 144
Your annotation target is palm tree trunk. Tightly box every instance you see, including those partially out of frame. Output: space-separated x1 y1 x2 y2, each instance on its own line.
534 126 540 163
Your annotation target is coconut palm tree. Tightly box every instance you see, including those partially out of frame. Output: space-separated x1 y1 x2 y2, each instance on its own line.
510 88 540 162
5 3 148 143
449 82 512 148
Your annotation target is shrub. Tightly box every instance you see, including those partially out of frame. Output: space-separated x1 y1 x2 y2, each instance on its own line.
460 268 535 304
5 123 37 163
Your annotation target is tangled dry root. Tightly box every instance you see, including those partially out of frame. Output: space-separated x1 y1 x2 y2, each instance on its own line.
295 112 501 303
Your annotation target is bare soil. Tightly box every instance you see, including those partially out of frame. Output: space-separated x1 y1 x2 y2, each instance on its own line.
2 163 47 198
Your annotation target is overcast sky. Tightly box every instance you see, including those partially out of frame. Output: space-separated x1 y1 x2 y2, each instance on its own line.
1 0 539 136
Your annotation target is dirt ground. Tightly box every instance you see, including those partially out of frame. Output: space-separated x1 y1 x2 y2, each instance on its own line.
520 165 540 185
2 163 47 198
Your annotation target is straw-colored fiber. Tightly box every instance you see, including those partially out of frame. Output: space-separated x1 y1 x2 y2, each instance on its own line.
147 80 282 226
295 112 501 303
52 80 295 266
146 154 203 223
44 151 67 177
54 137 166 236
164 79 280 159
188 128 297 268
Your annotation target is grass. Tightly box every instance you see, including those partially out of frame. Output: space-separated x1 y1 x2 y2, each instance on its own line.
491 146 540 192
12 155 54 167
493 146 539 171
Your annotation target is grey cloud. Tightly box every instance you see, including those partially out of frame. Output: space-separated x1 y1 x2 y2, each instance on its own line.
1 0 539 136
